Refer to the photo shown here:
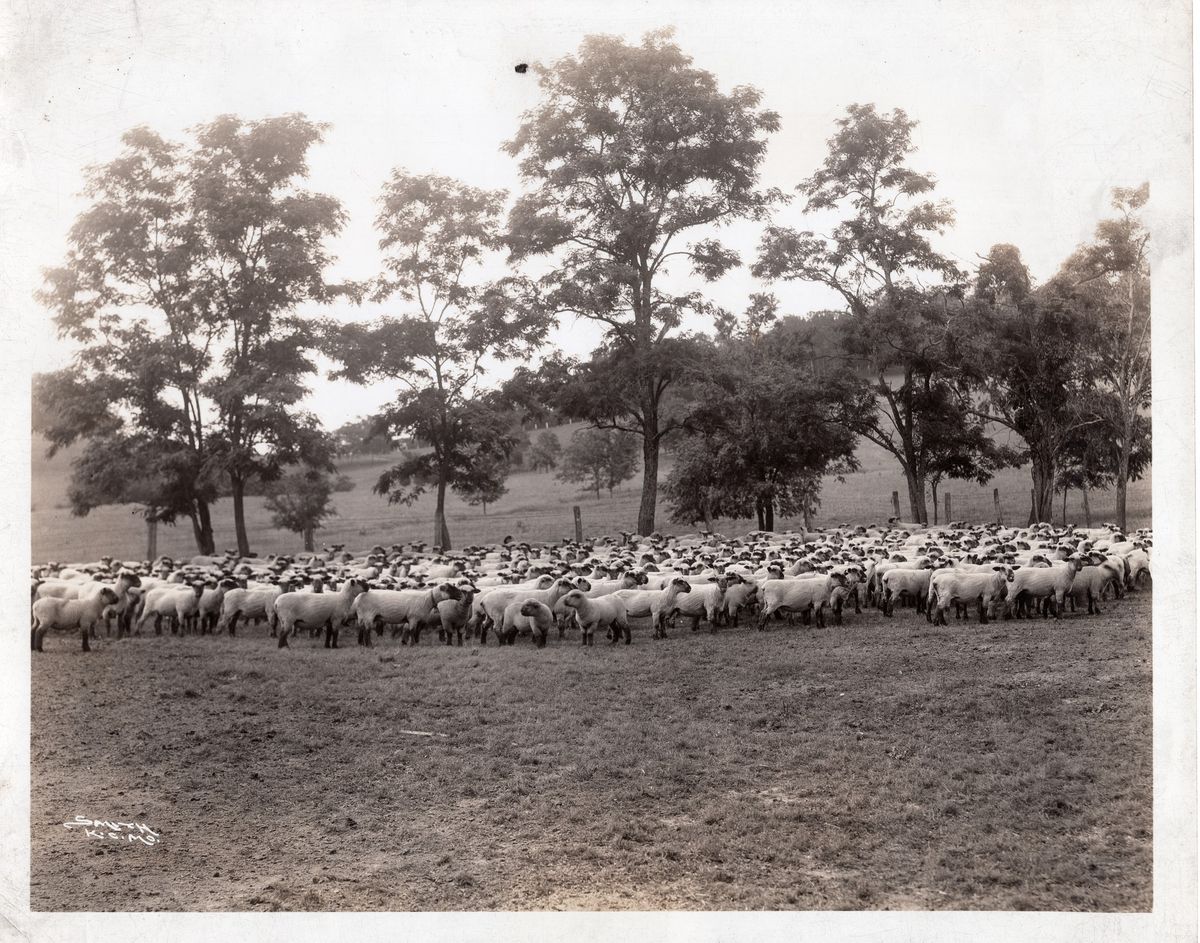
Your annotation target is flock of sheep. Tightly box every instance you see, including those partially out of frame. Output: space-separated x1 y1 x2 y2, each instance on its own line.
29 521 1153 653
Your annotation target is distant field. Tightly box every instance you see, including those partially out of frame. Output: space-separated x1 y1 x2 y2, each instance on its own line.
30 423 1152 562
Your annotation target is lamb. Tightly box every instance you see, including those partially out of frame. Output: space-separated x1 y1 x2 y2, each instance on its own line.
757 575 849 630
927 571 1009 625
196 578 238 634
580 572 648 597
74 571 142 637
275 578 371 649
560 589 631 645
496 598 556 647
612 578 694 639
352 583 463 648
32 588 120 652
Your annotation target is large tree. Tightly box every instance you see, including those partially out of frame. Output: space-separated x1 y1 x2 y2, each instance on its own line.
965 244 1099 523
754 104 987 523
37 116 345 554
326 171 546 550
663 300 863 531
504 28 782 535
263 468 354 551
1047 184 1151 529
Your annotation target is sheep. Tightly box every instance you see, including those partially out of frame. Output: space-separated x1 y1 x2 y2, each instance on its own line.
757 575 849 630
352 583 463 648
880 568 936 616
497 598 556 647
1005 558 1083 619
927 571 1009 626
196 578 237 634
1067 563 1123 615
612 578 694 639
580 572 648 597
219 583 286 636
560 589 631 645
32 588 120 652
74 571 142 637
427 587 477 647
275 578 371 649
719 581 758 628
475 578 576 644
665 577 729 634
134 583 205 635
1124 548 1151 589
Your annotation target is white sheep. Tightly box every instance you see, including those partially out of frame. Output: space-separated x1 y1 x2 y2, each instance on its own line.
613 577 694 639
927 571 1010 625
134 583 205 635
560 589 631 645
32 588 120 652
475 578 576 644
665 578 729 634
352 583 463 648
274 578 371 648
757 575 849 630
1006 558 1083 619
880 568 937 616
496 597 556 647
219 583 287 636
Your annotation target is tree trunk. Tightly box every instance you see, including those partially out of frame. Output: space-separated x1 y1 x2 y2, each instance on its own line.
802 502 812 531
434 475 451 551
193 499 215 555
930 481 939 525
755 497 765 531
1115 477 1127 532
231 475 251 557
763 498 775 532
637 430 659 536
1082 487 1092 528
904 468 928 524
1030 458 1056 523
1062 488 1069 526
701 495 713 534
146 516 158 562
303 526 315 552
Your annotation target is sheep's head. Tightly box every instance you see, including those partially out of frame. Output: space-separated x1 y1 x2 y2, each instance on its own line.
670 578 693 594
573 577 592 592
561 590 586 609
100 588 120 605
519 600 545 618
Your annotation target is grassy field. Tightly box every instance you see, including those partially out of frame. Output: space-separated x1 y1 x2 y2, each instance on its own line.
29 591 1152 912
31 425 1152 562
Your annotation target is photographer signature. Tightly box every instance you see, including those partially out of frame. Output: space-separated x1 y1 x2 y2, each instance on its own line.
63 816 161 846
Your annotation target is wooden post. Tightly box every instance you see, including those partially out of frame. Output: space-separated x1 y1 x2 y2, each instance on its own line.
891 491 900 519
573 505 583 544
944 492 952 524
993 488 1002 524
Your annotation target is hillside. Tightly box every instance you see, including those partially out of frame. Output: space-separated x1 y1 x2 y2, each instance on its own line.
30 426 1152 563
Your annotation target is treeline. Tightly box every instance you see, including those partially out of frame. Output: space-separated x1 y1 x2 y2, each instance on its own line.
34 29 1149 553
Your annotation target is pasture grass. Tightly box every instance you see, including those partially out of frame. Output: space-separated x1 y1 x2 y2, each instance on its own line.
31 426 1152 562
30 590 1152 911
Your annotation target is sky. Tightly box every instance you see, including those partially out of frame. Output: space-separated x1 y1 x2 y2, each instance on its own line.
2 0 1190 429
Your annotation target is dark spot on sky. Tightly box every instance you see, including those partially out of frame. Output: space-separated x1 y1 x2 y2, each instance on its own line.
514 63 528 74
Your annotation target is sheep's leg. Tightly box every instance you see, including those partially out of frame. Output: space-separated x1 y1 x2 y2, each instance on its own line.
815 604 825 629
278 622 290 648
853 588 862 615
883 589 893 617
34 625 48 652
324 621 333 649
30 622 39 651
690 615 700 633
81 622 91 652
978 599 988 624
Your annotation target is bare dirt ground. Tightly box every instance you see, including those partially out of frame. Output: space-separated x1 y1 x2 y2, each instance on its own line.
30 592 1152 912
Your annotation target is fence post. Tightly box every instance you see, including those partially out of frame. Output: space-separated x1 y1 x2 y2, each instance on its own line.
945 493 952 524
993 488 1002 525
891 491 900 519
573 505 583 544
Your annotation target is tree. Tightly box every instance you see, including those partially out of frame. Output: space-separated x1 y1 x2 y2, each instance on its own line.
1047 184 1151 529
754 104 983 524
528 430 563 472
263 468 354 551
557 429 640 499
58 430 210 559
36 116 346 554
333 416 396 456
505 28 782 535
964 244 1099 523
663 304 862 531
456 449 510 515
326 171 547 550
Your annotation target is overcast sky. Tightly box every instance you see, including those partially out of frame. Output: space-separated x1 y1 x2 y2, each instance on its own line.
4 0 1189 428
